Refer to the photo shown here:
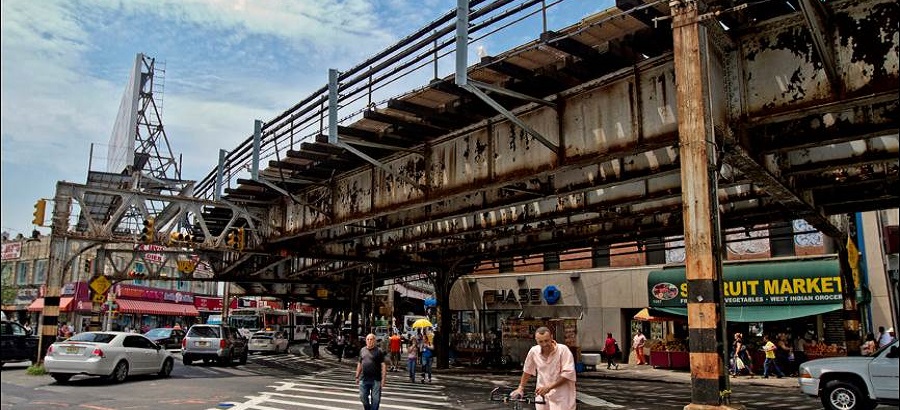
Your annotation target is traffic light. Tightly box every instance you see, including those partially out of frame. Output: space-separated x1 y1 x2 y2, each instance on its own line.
140 218 155 244
32 199 47 226
237 227 245 251
83 258 93 275
226 229 237 249
128 270 147 279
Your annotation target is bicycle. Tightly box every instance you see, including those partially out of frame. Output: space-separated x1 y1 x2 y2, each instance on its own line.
489 386 546 410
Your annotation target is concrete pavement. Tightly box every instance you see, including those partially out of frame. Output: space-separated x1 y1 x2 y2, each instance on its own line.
440 361 799 390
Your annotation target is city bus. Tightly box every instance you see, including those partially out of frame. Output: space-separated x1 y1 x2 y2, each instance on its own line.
227 308 315 343
228 308 290 336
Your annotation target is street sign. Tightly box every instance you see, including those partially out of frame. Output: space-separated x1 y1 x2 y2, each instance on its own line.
89 275 112 295
92 292 107 304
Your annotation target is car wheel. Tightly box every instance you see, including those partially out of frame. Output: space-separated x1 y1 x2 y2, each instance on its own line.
51 373 72 384
158 358 174 377
109 361 129 383
821 380 875 410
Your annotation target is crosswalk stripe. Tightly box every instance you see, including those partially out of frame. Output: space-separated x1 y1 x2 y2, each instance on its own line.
577 391 624 408
269 383 448 403
214 376 455 409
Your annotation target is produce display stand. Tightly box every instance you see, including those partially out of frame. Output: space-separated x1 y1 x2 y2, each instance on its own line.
650 350 690 369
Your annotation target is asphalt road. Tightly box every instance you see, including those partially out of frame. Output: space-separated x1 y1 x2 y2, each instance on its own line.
3 350 898 410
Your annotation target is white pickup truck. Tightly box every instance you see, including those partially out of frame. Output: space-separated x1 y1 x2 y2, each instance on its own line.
798 339 898 410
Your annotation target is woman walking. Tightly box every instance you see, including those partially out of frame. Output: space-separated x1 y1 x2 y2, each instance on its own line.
603 332 619 369
732 333 754 377
407 336 419 383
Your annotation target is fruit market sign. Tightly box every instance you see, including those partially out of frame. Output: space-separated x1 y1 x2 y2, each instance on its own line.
648 259 842 307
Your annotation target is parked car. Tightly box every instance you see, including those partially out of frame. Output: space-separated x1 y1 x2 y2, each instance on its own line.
43 331 174 384
798 339 899 410
182 324 248 366
143 328 186 350
1 320 39 366
248 331 289 354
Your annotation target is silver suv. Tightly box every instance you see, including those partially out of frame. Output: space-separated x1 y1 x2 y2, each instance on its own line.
182 324 248 366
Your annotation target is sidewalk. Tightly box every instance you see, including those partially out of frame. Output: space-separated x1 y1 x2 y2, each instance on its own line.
440 362 799 389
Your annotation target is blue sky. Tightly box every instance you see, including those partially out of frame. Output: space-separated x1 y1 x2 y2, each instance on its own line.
1 0 608 238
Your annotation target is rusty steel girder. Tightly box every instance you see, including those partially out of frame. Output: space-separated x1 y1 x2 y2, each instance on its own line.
195 0 896 291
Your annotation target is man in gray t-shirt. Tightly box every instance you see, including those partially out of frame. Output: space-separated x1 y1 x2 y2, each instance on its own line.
355 333 387 410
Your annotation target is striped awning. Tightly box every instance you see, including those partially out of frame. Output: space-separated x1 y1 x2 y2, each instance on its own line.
27 297 76 312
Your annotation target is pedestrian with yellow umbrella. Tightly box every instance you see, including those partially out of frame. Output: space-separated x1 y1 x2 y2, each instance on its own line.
412 318 434 383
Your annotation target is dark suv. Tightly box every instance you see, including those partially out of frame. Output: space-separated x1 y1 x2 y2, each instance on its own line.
1 320 38 366
182 324 248 366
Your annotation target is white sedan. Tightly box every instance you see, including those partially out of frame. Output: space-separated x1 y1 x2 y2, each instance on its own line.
248 331 289 354
44 331 174 384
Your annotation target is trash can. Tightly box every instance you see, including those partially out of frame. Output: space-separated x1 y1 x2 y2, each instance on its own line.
581 353 601 371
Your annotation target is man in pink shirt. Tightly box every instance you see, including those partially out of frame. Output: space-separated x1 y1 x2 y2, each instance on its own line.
512 326 577 410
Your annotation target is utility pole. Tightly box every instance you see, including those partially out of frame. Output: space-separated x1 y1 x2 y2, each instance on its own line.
671 0 735 407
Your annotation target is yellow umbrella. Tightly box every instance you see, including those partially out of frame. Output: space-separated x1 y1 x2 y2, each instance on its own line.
411 318 433 329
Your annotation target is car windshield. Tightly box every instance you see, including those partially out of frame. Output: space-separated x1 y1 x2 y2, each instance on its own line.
145 328 171 337
187 326 221 338
252 332 274 340
871 339 899 356
67 332 116 343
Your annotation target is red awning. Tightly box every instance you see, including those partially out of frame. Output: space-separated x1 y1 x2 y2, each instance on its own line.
116 300 199 317
27 297 76 312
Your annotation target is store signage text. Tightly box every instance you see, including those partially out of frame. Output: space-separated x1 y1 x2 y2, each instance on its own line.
649 263 843 307
116 285 193 304
483 288 543 305
1 242 22 260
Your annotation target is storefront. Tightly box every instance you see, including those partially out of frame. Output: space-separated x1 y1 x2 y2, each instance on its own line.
110 284 199 332
645 257 847 369
27 282 93 332
450 270 624 366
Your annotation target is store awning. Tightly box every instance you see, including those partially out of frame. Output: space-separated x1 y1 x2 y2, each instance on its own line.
653 303 842 322
634 307 681 322
116 300 199 317
27 297 76 312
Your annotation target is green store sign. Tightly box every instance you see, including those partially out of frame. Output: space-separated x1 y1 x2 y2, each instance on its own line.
648 259 842 308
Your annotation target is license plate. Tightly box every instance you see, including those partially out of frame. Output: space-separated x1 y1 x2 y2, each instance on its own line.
196 341 208 347
65 346 78 354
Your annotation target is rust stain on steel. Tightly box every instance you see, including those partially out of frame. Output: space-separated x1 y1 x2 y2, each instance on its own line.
833 0 899 87
462 136 489 165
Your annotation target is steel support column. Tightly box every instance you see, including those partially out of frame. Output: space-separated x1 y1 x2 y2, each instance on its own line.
671 0 734 407
38 182 75 363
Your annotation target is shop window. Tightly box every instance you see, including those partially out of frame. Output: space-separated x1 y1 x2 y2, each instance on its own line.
34 259 48 284
499 257 514 273
645 239 666 264
543 252 560 270
591 245 610 268
17 262 29 285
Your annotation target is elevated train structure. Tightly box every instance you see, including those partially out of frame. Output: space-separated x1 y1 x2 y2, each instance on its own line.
39 0 897 405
